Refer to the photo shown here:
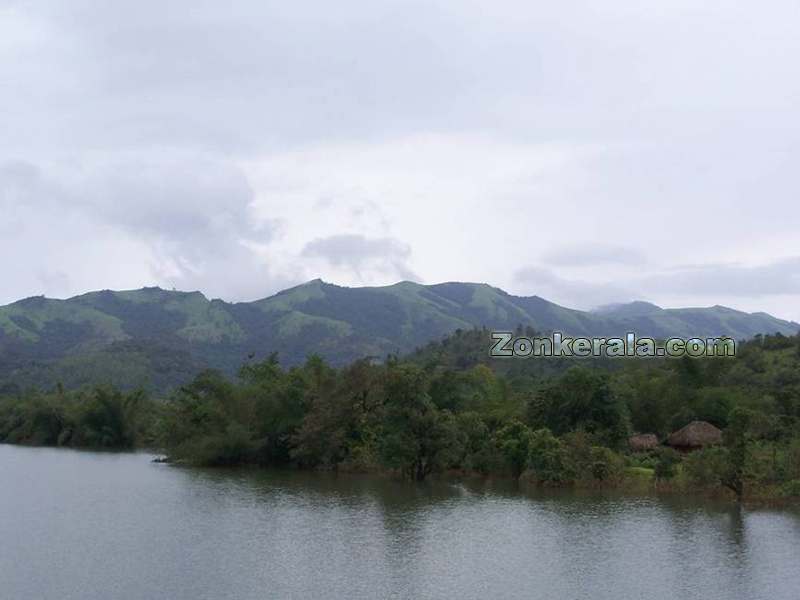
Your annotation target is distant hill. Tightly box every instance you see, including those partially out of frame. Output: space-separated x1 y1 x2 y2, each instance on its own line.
590 300 797 340
0 280 797 393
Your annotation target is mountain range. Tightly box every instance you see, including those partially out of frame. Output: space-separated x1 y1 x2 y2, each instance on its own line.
1 279 797 393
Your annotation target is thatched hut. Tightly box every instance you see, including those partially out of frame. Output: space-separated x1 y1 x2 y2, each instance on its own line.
667 421 722 451
628 433 659 452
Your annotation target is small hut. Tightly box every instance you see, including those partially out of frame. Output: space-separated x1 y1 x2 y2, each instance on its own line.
628 433 659 452
667 421 722 452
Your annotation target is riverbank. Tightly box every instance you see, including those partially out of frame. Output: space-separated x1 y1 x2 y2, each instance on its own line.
143 447 799 505
4 335 800 505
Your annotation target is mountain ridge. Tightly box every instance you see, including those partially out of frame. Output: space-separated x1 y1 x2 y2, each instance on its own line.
1 280 797 393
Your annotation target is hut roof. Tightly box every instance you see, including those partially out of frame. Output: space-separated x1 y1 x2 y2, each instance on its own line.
667 421 722 448
629 433 659 452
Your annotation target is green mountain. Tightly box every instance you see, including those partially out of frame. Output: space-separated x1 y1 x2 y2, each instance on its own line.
0 280 797 393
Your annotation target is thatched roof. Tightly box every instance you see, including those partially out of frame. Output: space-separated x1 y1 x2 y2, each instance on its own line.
629 433 659 452
667 421 722 449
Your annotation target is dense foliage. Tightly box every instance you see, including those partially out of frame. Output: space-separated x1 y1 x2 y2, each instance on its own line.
1 330 799 500
0 386 156 449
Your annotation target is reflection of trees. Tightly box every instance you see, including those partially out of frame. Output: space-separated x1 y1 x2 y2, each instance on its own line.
164 468 800 600
658 496 753 598
726 503 746 551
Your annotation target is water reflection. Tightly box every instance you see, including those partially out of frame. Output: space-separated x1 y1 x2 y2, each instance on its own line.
1 445 798 600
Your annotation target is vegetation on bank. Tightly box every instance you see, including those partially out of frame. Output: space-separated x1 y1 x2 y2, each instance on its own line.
1 330 799 501
0 385 157 449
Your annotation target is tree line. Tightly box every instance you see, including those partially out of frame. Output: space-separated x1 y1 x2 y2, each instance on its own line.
1 330 799 500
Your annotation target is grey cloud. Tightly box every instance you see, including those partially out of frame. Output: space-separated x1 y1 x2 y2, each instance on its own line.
82 156 263 246
2 2 800 320
85 157 286 299
643 258 800 297
515 257 800 313
514 266 635 309
5 1 489 153
7 0 798 157
0 161 41 194
0 156 286 301
541 243 647 267
302 234 418 281
0 161 54 211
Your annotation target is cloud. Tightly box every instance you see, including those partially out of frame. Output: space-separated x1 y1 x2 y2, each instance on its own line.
643 258 800 297
301 234 418 282
0 156 293 301
2 2 800 322
0 160 154 301
0 160 41 197
6 0 798 158
541 244 647 267
83 157 258 242
78 155 286 298
514 266 635 309
513 257 800 313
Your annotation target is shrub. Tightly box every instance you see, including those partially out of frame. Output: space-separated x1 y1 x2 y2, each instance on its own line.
780 479 800 498
683 447 729 487
784 438 800 481
588 446 624 481
653 447 681 480
528 428 571 483
493 419 534 478
176 423 255 466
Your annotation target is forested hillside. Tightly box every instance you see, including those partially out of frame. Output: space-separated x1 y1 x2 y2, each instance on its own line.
1 280 797 393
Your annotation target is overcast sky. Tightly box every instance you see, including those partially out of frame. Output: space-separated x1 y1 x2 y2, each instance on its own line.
2 0 799 321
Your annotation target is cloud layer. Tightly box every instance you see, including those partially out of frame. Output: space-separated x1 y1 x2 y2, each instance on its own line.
1 1 799 320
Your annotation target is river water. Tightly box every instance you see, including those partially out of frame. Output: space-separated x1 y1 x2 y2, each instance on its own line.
1 444 798 600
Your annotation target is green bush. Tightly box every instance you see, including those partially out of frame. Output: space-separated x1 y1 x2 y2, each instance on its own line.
784 438 800 481
588 446 624 481
528 428 571 483
683 447 729 487
177 423 255 466
780 479 800 497
493 419 534 478
653 447 681 480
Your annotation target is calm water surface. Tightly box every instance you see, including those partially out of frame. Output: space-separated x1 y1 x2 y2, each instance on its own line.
1 444 798 600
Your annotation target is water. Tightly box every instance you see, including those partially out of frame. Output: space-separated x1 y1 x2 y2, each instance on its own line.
1 445 798 600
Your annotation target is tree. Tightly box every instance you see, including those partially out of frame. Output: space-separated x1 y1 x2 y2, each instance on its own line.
72 387 143 449
494 419 533 478
721 407 756 501
378 364 460 480
244 357 311 465
291 359 382 469
536 368 629 448
528 428 570 483
160 369 256 465
455 411 499 473
653 447 681 481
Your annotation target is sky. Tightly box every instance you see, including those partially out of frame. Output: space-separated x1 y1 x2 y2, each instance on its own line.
1 0 799 321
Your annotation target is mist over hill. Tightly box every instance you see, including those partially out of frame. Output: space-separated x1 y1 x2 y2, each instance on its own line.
0 279 797 393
